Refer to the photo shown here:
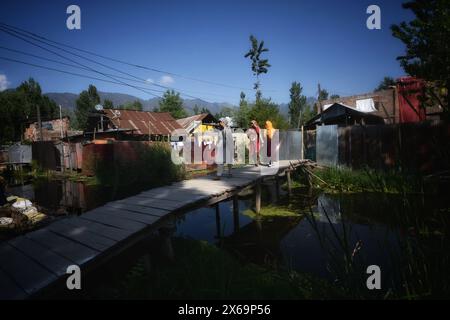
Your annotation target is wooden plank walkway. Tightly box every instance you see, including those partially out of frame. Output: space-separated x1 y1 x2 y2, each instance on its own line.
0 160 300 299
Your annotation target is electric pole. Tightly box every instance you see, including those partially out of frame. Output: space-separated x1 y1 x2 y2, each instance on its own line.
36 104 43 141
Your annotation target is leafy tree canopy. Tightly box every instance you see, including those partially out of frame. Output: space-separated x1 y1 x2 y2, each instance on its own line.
156 90 187 119
75 84 100 130
0 78 58 143
375 77 396 92
391 0 450 114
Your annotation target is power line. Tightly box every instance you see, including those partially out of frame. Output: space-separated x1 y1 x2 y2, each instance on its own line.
0 21 255 92
0 45 237 101
0 25 239 102
0 25 163 99
0 55 167 94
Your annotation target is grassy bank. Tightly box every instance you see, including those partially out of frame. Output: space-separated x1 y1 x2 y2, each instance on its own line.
87 238 346 300
94 142 185 190
292 166 426 194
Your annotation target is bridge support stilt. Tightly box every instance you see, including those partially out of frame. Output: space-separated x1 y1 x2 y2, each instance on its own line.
286 170 292 196
215 203 221 238
232 195 239 233
255 180 261 214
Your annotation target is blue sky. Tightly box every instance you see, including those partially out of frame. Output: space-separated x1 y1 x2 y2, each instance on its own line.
0 0 413 104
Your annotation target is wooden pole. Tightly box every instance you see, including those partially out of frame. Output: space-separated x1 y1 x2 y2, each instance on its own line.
232 195 239 233
36 104 43 141
286 170 292 196
301 125 304 160
255 179 261 214
317 83 322 114
215 203 221 238
274 175 280 202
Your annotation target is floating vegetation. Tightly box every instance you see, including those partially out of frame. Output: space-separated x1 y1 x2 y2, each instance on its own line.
243 205 302 219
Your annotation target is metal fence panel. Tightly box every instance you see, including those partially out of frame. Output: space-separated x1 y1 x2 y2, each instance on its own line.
8 144 32 164
279 131 302 161
316 125 339 166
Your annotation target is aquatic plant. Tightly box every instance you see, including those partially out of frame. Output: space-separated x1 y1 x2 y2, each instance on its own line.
86 238 347 300
302 167 425 194
94 142 185 193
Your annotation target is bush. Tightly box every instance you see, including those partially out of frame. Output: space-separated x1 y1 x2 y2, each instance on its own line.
94 142 185 191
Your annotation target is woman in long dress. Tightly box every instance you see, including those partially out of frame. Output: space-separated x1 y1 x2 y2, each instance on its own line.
247 120 262 166
265 120 274 167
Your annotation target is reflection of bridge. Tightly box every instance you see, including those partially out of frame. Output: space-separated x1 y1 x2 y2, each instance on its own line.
220 215 303 266
0 160 304 299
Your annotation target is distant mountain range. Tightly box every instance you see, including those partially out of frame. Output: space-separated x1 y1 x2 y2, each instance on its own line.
44 91 236 115
44 91 317 116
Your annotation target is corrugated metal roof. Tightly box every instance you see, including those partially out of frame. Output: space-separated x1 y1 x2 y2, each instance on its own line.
104 109 182 135
176 113 210 129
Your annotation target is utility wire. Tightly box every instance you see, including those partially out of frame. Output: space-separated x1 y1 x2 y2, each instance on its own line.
0 45 236 100
0 25 235 102
0 55 167 94
0 21 255 92
0 25 164 99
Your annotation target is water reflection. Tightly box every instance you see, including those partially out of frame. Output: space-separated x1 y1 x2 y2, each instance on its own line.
6 179 140 216
174 189 450 291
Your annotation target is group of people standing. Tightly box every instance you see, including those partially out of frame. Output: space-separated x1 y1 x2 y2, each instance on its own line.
214 118 275 180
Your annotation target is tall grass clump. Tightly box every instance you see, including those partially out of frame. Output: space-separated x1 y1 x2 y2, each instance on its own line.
94 142 185 192
311 167 424 194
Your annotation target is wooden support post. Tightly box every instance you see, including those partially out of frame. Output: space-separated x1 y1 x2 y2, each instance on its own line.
232 195 239 233
301 125 305 160
255 179 261 214
143 253 152 274
159 228 174 261
286 170 292 196
274 175 280 202
36 104 43 141
215 203 221 238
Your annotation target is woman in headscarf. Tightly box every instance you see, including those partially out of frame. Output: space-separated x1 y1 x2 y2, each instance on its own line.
214 117 234 180
265 120 274 167
247 120 262 166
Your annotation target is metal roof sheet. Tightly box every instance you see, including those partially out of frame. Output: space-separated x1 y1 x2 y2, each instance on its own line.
104 109 182 135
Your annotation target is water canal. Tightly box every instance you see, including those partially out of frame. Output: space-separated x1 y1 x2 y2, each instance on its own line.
16 177 449 299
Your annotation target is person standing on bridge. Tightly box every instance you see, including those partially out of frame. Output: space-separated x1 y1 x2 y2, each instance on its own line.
247 120 262 166
265 120 275 167
214 117 234 180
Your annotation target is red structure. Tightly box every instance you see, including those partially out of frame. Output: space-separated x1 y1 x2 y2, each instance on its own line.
397 77 426 123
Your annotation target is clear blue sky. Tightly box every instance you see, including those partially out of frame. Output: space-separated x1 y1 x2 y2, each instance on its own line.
0 0 413 104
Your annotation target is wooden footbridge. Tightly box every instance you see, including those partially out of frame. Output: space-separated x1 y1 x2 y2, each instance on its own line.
0 160 303 299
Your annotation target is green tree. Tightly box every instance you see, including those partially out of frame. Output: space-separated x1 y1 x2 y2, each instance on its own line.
103 99 114 109
235 91 251 128
157 90 187 119
120 100 143 111
318 88 329 101
391 0 450 115
0 78 58 143
249 98 288 130
299 106 317 126
288 82 308 129
200 107 211 114
330 94 341 99
193 105 200 115
375 77 396 92
75 84 100 130
215 106 236 121
244 35 271 102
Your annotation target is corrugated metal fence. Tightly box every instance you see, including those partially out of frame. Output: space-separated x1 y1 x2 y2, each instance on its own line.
312 121 450 173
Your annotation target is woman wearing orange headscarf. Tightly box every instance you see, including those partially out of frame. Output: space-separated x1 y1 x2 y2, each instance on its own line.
265 120 274 167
